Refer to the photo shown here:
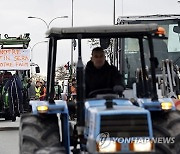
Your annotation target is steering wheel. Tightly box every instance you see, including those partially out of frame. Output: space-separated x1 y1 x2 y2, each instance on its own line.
88 88 114 98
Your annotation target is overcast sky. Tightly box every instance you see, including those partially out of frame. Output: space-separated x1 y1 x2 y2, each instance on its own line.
0 0 180 76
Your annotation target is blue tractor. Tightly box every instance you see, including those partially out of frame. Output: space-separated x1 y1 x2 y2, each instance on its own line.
19 24 180 154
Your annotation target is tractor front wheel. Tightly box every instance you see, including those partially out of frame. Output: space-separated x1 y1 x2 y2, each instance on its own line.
152 111 180 154
19 114 63 154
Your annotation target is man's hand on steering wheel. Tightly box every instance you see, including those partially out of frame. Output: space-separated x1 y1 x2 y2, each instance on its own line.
88 88 114 98
88 85 124 98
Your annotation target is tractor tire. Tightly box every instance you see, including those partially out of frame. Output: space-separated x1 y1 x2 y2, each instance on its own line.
19 114 62 154
152 111 180 154
35 147 66 154
167 111 180 154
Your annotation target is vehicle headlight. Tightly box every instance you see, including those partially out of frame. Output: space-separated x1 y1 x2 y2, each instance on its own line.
161 102 172 110
129 140 153 152
37 105 49 113
97 141 121 153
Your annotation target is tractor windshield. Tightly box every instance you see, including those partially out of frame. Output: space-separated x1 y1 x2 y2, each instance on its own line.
122 18 180 88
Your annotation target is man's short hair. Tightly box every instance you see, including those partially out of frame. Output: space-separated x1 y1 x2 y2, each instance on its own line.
92 47 104 55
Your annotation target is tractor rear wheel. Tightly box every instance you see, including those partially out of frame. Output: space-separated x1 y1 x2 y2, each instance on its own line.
19 114 62 154
152 111 180 154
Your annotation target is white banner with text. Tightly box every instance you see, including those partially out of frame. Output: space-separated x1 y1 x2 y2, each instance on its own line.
0 49 30 70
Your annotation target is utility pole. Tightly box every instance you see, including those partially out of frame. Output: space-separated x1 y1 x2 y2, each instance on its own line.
71 0 74 78
113 0 116 25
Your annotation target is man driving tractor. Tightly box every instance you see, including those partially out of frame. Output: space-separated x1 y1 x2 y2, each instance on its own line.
85 47 125 98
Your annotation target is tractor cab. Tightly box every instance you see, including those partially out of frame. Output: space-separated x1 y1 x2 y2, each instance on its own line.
19 23 180 154
116 14 180 98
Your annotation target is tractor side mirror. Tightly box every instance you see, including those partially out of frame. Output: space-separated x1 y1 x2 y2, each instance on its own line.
35 66 40 73
173 26 180 33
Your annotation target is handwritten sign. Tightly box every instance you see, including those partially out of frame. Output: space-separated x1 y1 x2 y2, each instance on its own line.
0 49 30 70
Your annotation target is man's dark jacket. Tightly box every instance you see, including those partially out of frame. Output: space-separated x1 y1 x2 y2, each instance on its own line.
85 60 124 98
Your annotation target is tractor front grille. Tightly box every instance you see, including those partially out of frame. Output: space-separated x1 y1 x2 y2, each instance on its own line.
100 114 149 137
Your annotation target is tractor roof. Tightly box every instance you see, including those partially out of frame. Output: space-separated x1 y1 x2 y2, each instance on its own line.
118 14 180 22
46 23 158 40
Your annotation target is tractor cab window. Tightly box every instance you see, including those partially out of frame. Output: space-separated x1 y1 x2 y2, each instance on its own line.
124 38 140 87
123 22 180 88
136 21 180 65
124 36 169 88
168 24 180 52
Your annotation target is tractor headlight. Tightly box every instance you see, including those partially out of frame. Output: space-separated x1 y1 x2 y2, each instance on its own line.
129 140 153 152
37 105 49 113
161 102 172 110
97 141 121 153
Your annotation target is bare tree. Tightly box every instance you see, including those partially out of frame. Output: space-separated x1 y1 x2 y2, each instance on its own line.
88 38 100 48
56 62 77 82
55 65 67 81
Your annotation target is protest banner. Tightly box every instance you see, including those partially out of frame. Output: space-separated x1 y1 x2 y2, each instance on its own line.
0 49 30 70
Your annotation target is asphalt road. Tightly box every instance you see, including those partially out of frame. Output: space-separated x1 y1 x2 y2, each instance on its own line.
0 117 20 154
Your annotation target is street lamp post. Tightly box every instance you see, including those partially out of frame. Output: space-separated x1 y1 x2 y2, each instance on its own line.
28 15 68 60
28 16 68 76
113 0 116 25
71 0 74 78
28 16 68 29
30 41 48 62
29 41 48 76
